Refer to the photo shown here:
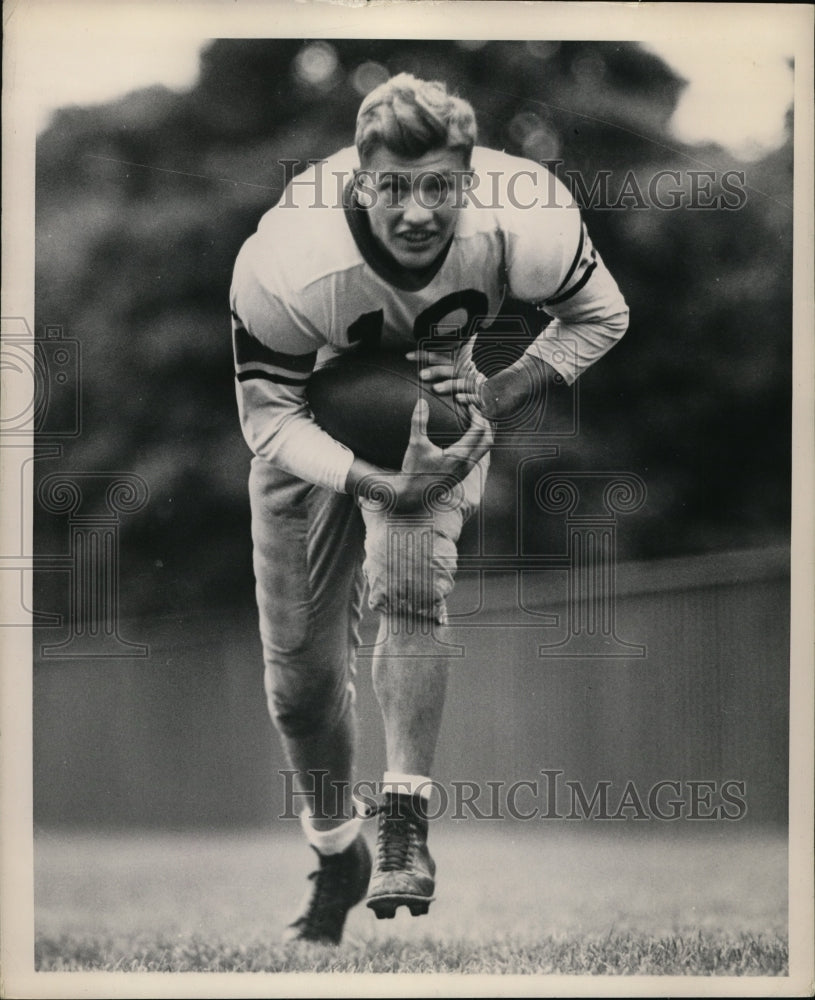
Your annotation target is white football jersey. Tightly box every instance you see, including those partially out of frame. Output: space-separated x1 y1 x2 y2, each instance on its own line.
231 145 629 490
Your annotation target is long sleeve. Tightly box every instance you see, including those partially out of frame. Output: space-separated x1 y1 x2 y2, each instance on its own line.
526 216 629 385
498 161 629 384
230 238 355 493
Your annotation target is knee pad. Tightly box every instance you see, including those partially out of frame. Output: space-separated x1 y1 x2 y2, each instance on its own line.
361 508 461 625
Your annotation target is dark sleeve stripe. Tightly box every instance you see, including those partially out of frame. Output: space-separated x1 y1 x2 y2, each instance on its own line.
548 219 585 300
545 260 598 306
236 369 310 386
232 324 317 374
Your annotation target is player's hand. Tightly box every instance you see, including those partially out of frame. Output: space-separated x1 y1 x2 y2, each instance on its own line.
406 334 499 419
346 400 492 514
346 399 492 514
350 398 492 514
408 337 553 422
400 396 493 484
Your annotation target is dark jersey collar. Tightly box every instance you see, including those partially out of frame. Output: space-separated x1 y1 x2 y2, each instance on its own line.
342 179 454 292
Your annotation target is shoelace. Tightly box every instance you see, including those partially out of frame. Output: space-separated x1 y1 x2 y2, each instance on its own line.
376 812 416 871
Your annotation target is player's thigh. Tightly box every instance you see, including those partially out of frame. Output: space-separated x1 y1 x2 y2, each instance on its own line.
249 456 365 656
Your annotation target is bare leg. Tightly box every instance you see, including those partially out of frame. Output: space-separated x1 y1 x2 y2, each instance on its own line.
371 615 449 775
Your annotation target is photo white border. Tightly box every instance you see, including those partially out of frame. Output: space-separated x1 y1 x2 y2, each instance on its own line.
2 2 813 997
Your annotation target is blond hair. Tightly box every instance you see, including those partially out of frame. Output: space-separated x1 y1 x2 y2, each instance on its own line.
355 73 477 165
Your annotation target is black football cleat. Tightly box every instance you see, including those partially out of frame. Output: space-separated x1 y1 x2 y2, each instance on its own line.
366 792 436 919
283 835 371 945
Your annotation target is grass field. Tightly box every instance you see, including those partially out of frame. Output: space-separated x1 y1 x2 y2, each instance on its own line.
34 823 788 976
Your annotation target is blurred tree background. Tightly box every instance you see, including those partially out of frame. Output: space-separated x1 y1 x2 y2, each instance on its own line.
34 39 792 619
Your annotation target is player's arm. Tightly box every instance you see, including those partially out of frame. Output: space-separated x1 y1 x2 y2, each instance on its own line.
457 217 630 413
519 210 629 388
233 324 354 493
410 167 628 416
231 242 356 493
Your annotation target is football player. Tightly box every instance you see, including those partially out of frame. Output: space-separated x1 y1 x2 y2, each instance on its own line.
230 73 629 944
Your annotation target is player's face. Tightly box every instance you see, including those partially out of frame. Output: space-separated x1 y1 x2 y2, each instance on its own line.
358 147 471 270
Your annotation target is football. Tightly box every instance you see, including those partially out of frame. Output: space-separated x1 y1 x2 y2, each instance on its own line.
307 351 468 469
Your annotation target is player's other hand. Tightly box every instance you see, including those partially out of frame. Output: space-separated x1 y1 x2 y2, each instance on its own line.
408 336 553 423
406 333 499 419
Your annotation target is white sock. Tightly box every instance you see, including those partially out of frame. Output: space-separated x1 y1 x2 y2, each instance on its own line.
382 771 433 801
300 811 363 855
